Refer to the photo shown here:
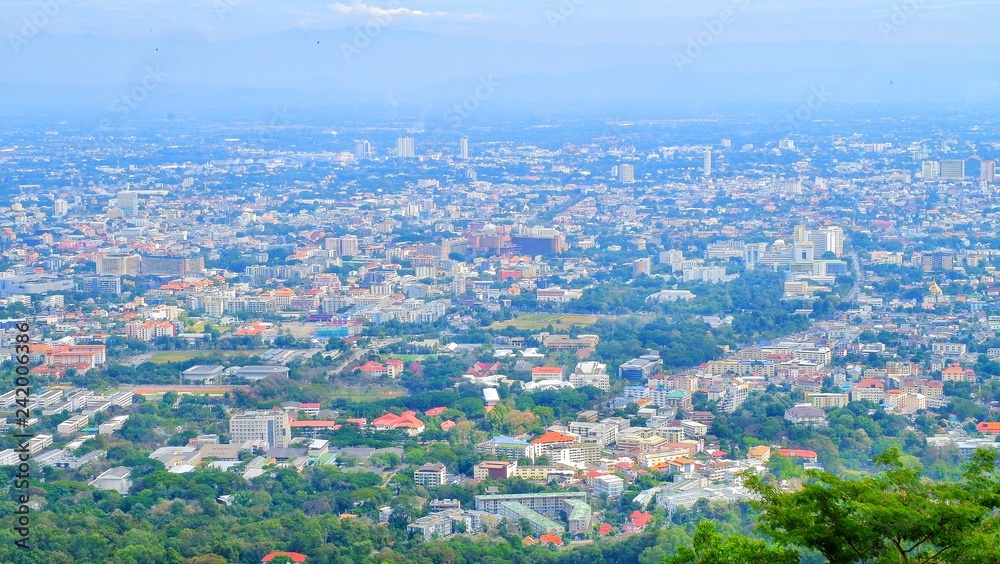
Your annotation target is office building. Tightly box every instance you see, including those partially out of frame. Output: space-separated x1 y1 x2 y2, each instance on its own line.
140 256 205 277
460 136 469 160
353 139 372 160
619 163 635 183
53 198 69 216
619 354 663 381
939 159 965 180
117 191 139 215
921 161 940 179
396 137 415 158
229 410 292 449
96 254 141 277
982 160 996 183
414 462 447 487
632 257 651 278
703 149 712 176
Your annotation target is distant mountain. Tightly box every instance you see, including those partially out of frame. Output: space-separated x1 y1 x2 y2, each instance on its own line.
3 30 999 114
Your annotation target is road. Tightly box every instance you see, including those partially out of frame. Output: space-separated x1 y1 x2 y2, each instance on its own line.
329 337 402 376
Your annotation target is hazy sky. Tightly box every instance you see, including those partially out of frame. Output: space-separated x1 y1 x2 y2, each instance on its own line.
4 0 1000 45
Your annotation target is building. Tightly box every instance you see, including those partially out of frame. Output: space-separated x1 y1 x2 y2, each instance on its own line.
229 410 292 449
90 466 132 494
96 254 141 277
474 460 518 480
117 191 140 215
982 160 996 183
619 354 663 381
703 149 712 176
805 392 849 409
353 139 372 160
371 410 425 435
414 462 447 487
921 160 940 179
719 384 749 413
593 474 625 499
632 257 652 278
182 365 225 385
460 136 469 160
396 137 415 158
570 362 610 392
140 256 205 277
476 435 536 461
125 320 176 342
784 404 828 427
620 163 635 183
234 365 291 381
939 159 966 180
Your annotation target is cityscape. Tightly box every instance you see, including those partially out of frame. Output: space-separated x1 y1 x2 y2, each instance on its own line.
3 1 1000 564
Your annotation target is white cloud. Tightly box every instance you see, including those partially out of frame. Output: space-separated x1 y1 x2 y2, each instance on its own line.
327 2 445 19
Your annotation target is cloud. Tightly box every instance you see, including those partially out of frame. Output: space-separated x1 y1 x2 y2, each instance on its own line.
327 2 446 19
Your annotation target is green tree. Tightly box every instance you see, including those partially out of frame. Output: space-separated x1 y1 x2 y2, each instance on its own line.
747 447 1000 563
664 520 798 564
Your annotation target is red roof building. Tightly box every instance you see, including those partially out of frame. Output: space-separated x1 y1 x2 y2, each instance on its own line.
371 411 425 435
262 552 307 563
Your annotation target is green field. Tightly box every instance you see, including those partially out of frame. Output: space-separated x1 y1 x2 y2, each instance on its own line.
148 350 268 364
307 385 407 403
491 313 600 331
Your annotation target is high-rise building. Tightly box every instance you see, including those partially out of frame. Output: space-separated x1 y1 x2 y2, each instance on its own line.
229 410 291 449
140 256 205 277
619 163 635 183
96 254 142 277
353 140 372 160
339 234 359 257
703 148 712 176
632 258 651 278
53 198 69 217
921 161 940 179
117 191 139 215
981 160 996 183
939 159 965 180
460 136 469 160
396 137 415 158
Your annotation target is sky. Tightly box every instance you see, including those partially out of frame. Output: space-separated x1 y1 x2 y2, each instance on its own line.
4 0 1000 45
3 1 1000 113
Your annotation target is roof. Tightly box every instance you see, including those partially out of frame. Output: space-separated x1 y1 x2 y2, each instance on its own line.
778 448 819 459
371 410 424 430
630 511 653 528
262 552 307 563
531 431 576 444
424 406 447 417
977 422 1000 433
598 523 613 535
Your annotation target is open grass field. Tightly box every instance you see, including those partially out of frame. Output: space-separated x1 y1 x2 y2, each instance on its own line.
491 313 600 331
307 385 407 403
147 350 269 364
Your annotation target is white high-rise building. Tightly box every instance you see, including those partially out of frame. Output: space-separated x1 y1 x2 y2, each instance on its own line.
53 198 69 217
619 164 635 183
353 140 372 160
229 410 291 449
117 191 139 215
922 161 940 179
460 136 469 160
704 148 712 176
396 137 415 158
